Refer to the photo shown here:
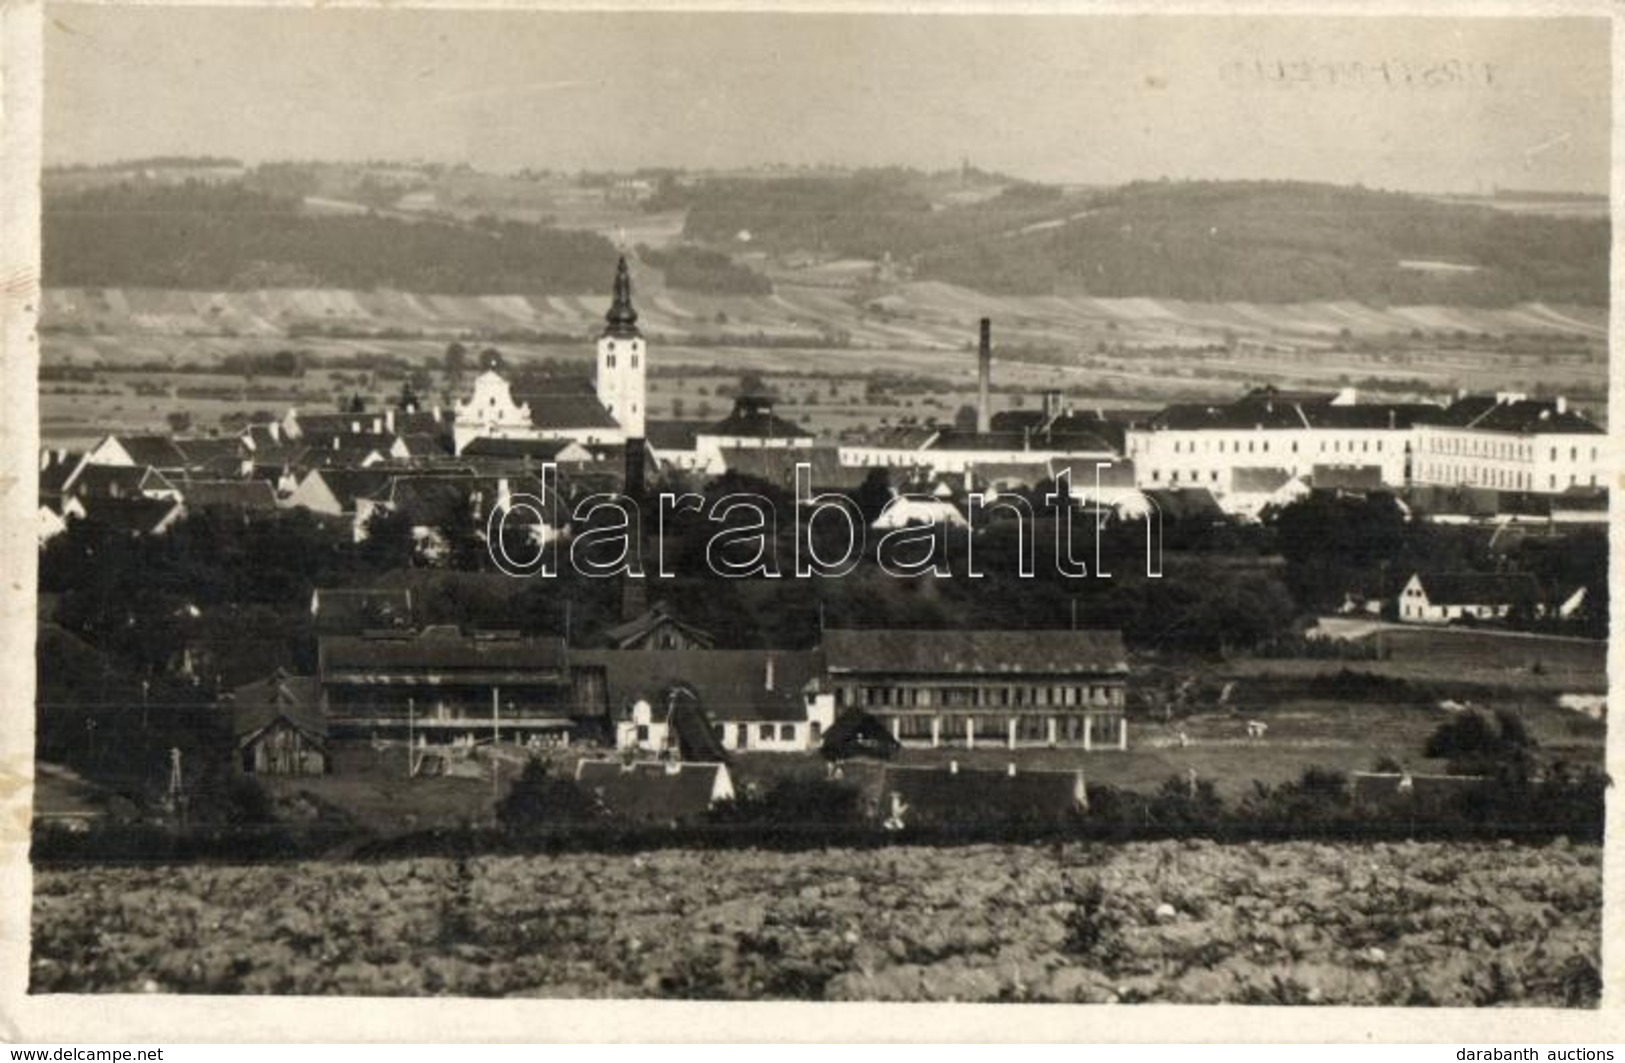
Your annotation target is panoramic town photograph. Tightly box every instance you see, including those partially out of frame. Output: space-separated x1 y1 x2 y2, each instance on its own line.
23 6 1611 1008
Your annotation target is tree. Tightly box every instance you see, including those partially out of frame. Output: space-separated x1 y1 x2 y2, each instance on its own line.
497 758 596 830
443 341 468 381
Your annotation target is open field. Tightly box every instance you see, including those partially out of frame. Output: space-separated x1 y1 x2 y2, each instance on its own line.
39 278 1608 445
42 283 1607 352
1235 628 1609 696
31 840 1601 1003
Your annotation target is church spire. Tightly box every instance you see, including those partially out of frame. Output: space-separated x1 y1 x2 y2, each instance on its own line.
603 255 640 338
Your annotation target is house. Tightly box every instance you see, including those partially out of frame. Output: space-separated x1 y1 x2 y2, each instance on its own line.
459 436 595 467
318 626 584 743
178 479 279 513
875 763 1088 829
573 759 735 825
717 445 876 494
573 649 836 755
1411 393 1605 495
285 468 395 520
1124 387 1436 494
601 601 716 651
353 472 559 557
453 258 646 453
76 496 187 537
870 491 967 530
171 437 251 478
228 671 329 776
690 391 816 475
1397 571 1542 625
645 420 711 475
82 433 192 474
62 463 183 503
821 628 1130 750
1221 468 1309 520
37 496 85 545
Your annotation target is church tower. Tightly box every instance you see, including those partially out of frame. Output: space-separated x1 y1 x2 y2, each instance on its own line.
596 256 647 439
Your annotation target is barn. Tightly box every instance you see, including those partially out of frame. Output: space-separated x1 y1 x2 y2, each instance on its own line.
229 671 329 777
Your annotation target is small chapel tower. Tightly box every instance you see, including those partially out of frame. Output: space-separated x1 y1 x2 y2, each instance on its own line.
596 256 647 439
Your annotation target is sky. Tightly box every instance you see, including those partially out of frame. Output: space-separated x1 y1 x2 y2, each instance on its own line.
43 6 1611 195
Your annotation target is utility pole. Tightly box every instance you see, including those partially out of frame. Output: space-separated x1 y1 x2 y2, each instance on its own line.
407 696 415 777
492 685 500 746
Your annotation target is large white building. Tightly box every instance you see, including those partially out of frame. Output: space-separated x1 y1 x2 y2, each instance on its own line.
1411 393 1605 494
1123 387 1434 495
452 257 646 454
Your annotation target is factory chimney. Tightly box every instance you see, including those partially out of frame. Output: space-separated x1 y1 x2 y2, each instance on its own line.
976 317 992 434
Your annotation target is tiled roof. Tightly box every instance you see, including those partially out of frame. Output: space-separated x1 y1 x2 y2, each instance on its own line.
112 435 191 468
822 629 1127 677
1230 467 1295 493
180 479 279 510
645 420 708 451
1411 571 1541 606
600 602 716 650
229 672 326 743
718 447 874 491
320 626 569 681
67 464 176 499
1148 402 1309 432
38 452 84 496
705 402 812 441
460 437 581 461
571 649 821 723
300 469 395 510
851 425 941 450
929 428 1113 454
1306 404 1438 430
77 496 184 535
1141 487 1225 522
1424 396 1604 435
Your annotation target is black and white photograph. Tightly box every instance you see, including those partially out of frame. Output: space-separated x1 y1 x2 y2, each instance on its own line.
2 0 1618 1035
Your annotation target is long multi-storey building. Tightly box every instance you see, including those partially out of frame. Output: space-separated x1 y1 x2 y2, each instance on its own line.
1124 387 1606 500
1411 393 1606 494
1123 387 1434 494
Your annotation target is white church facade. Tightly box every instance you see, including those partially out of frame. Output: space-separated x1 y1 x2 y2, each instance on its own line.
452 257 648 455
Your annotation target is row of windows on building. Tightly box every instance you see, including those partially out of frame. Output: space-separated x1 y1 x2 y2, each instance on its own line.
1417 465 1597 491
603 353 640 369
633 721 811 743
1419 437 1597 462
888 713 1119 742
840 684 1123 709
1159 437 1388 456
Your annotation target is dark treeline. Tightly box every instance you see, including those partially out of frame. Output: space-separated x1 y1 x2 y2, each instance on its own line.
43 182 618 293
639 245 773 294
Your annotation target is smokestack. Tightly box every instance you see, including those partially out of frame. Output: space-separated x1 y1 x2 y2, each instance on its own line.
764 654 775 692
976 317 992 435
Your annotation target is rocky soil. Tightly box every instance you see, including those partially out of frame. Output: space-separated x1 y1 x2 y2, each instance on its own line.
31 840 1601 1005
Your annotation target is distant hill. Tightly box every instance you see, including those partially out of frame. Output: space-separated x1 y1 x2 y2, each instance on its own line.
667 174 1609 306
44 181 619 294
919 180 1609 306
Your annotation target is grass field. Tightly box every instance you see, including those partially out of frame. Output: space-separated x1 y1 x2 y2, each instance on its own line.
32 840 1603 1003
